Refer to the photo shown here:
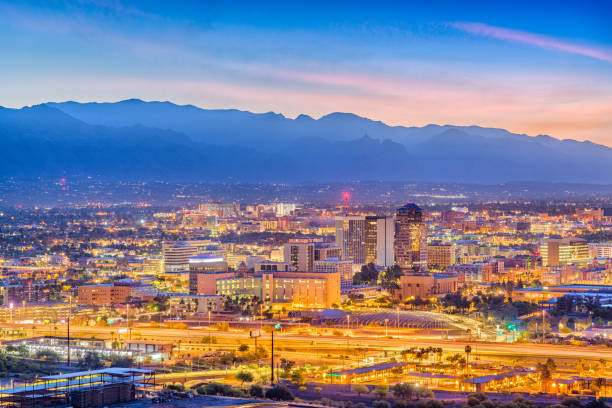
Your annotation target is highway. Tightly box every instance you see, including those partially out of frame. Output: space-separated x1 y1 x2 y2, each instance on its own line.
12 323 612 361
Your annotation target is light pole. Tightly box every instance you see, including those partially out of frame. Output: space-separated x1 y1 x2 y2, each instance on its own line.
396 307 400 337
208 309 211 343
270 324 277 385
67 295 71 366
541 309 546 344
384 318 389 337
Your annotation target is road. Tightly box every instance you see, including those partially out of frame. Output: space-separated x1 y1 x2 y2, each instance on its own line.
11 322 612 361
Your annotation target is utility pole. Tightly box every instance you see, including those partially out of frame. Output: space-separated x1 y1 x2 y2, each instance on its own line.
270 329 274 384
67 294 71 366
541 309 545 344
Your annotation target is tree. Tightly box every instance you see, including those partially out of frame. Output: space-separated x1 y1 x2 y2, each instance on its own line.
235 371 254 385
78 351 103 370
354 263 379 285
373 384 389 398
380 265 403 290
35 349 60 365
351 384 369 396
537 358 557 391
464 345 472 373
110 356 133 368
238 344 249 352
393 383 416 400
280 358 296 378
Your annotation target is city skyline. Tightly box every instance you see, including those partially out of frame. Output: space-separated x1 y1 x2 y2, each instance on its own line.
1 1 611 145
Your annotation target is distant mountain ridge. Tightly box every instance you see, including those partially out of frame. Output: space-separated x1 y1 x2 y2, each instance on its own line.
0 99 610 183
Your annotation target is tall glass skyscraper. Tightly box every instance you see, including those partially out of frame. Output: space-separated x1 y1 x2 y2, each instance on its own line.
394 203 427 271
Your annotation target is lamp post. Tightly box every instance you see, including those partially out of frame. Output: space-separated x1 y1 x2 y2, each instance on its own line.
542 309 546 344
208 309 211 343
271 323 280 385
396 307 400 337
67 295 71 366
384 318 389 337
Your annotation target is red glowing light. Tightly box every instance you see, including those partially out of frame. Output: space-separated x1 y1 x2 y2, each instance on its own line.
342 192 351 201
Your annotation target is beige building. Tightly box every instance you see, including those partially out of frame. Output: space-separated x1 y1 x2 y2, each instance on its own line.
217 270 340 308
394 273 460 300
78 284 131 306
427 243 456 270
283 240 315 271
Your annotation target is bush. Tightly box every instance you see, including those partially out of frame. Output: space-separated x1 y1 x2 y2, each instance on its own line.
426 400 444 408
419 389 435 399
110 356 134 368
319 397 335 406
374 400 392 408
468 393 488 403
203 383 232 395
482 400 495 408
249 384 264 398
561 398 582 408
166 383 185 392
265 385 295 401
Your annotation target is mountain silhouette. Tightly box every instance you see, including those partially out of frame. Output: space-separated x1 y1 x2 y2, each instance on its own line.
0 99 610 183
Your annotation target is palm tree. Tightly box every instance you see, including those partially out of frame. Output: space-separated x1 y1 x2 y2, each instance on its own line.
464 345 472 374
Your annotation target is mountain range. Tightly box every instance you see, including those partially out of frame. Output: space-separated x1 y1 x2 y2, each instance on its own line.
1 98 611 183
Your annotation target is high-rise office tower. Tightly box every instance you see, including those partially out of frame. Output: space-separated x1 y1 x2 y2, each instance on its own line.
365 215 395 266
394 203 427 270
283 240 315 271
335 216 366 264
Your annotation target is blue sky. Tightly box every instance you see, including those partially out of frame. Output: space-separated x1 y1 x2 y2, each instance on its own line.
1 0 611 144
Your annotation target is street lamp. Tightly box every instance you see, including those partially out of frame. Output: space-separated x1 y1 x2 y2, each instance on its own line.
384 318 389 337
396 307 400 337
208 309 211 343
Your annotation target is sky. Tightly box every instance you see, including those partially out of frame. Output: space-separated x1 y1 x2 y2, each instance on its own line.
1 0 611 145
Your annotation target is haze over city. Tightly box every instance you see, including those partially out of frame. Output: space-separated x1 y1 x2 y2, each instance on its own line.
0 2 611 408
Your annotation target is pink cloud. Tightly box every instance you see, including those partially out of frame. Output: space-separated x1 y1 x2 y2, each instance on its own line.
451 22 612 63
